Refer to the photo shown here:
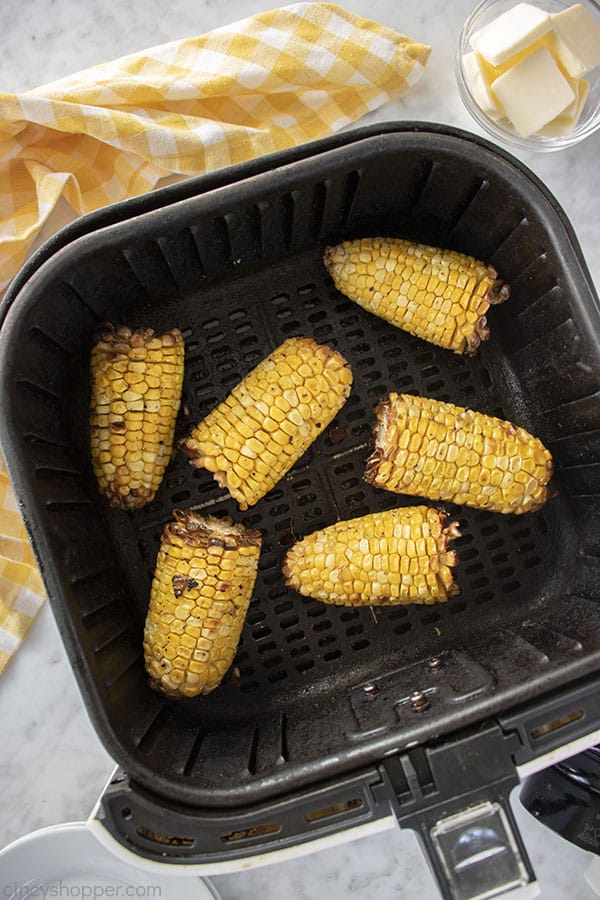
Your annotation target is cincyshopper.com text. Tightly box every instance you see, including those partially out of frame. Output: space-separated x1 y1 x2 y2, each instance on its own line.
3 884 163 899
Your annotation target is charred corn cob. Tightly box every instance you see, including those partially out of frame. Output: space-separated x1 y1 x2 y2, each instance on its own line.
323 238 510 355
144 510 262 698
283 506 460 606
90 325 184 509
365 393 553 514
182 337 353 510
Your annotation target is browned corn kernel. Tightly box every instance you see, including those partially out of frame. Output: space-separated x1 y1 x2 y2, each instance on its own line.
182 337 353 510
365 393 553 514
283 506 460 606
323 238 510 355
143 510 262 698
90 325 184 509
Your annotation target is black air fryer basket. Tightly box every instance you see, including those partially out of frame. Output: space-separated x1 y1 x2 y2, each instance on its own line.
2 124 600 898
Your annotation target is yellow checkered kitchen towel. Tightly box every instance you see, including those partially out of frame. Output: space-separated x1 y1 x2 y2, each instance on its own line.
0 1 430 675
0 456 45 674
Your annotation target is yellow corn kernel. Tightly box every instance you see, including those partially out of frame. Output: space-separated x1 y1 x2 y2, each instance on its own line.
182 337 352 510
323 238 510 355
90 325 184 509
283 506 460 606
143 510 261 699
365 393 553 515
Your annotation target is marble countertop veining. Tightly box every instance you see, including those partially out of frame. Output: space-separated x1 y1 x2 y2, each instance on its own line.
1 0 599 897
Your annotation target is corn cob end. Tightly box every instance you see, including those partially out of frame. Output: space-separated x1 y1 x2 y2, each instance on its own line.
486 274 511 306
463 269 510 356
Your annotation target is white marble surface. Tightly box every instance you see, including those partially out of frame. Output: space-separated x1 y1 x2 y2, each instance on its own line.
1 0 599 897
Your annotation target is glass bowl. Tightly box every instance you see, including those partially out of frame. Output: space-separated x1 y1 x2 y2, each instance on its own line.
456 0 600 151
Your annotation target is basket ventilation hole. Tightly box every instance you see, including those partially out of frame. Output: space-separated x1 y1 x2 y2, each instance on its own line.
263 655 283 669
351 639 370 652
530 709 583 740
221 823 281 843
286 629 304 643
305 797 363 823
137 826 194 847
297 659 315 672
318 634 336 647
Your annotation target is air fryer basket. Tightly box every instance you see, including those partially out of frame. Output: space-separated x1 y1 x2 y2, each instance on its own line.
1 125 600 881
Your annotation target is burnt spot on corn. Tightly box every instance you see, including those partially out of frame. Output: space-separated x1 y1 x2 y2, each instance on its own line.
172 574 200 598
169 509 262 549
323 237 509 355
487 278 511 305
172 575 186 598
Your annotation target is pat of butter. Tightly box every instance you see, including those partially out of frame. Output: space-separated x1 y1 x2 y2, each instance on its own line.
462 52 504 119
491 45 576 137
474 33 558 83
471 2 552 66
540 77 590 135
551 3 600 77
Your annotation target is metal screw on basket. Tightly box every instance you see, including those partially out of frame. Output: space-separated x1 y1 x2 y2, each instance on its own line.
363 683 379 697
428 657 443 672
410 690 430 712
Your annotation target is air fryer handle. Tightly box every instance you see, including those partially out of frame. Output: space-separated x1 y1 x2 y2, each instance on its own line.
379 727 539 900
93 748 539 896
405 795 539 900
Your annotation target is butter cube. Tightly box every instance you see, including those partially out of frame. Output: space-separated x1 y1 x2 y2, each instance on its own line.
471 2 552 66
462 51 504 119
496 32 558 72
491 45 576 137
551 3 600 77
540 78 590 135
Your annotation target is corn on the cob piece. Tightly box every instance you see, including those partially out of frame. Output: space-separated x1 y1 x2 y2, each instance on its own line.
323 238 510 355
182 337 353 510
144 510 262 698
90 325 184 509
283 506 460 606
365 393 553 514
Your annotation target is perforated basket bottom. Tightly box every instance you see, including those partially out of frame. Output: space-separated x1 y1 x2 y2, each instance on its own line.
88 245 568 725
